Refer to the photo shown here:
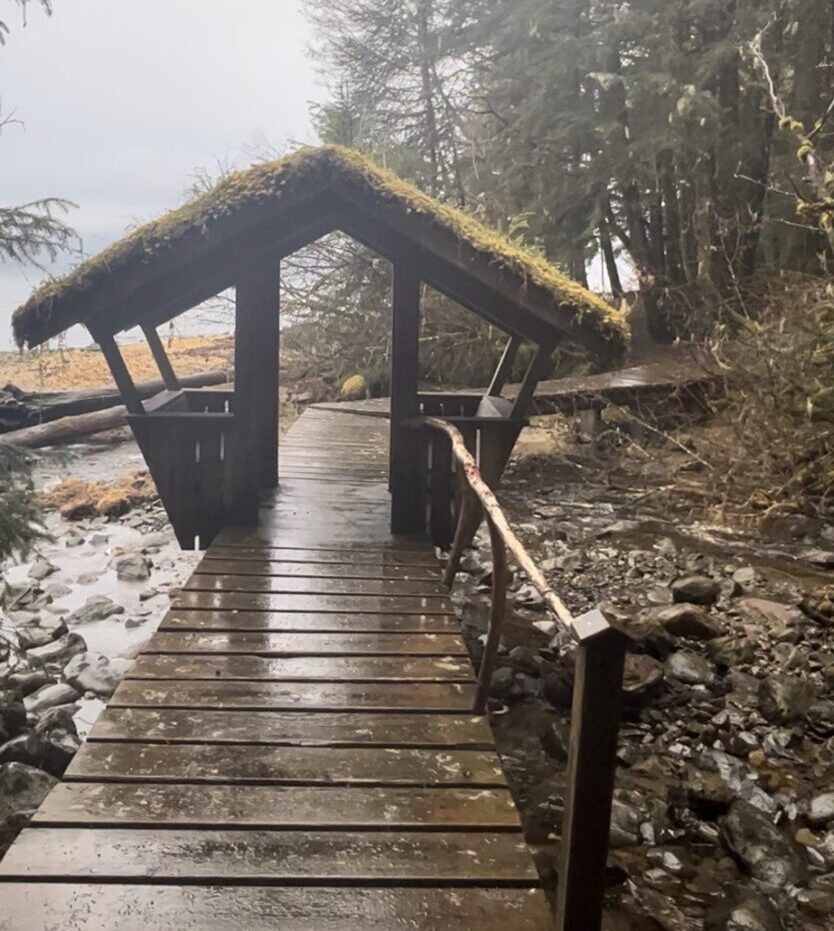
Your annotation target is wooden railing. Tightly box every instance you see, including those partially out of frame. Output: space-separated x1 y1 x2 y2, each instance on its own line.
423 415 628 931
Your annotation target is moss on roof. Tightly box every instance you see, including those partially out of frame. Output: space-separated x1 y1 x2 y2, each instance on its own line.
12 145 629 356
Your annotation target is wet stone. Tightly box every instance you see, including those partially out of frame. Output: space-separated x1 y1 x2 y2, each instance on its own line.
0 762 58 819
25 632 86 668
13 615 67 651
3 669 50 698
705 892 784 931
114 552 152 582
721 799 808 887
27 558 57 582
23 682 80 715
759 675 817 724
809 793 834 828
66 595 124 625
0 690 26 742
63 652 121 697
671 575 721 606
651 603 722 640
43 582 72 600
665 650 714 686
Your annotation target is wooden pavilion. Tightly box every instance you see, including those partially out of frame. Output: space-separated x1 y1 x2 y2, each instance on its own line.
12 145 628 548
6 147 633 931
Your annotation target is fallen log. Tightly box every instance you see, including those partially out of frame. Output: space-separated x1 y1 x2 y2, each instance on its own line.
0 369 230 432
0 404 130 448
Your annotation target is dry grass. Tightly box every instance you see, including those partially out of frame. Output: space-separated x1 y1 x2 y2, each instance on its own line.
0 334 233 392
40 471 158 519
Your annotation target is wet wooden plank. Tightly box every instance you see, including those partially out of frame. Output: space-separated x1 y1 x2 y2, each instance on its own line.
1 828 536 884
214 526 431 553
195 558 438 580
171 591 454 615
160 609 460 633
127 654 473 682
144 631 467 656
64 742 507 786
33 782 521 830
181 574 448 597
89 708 494 748
0 884 551 930
110 679 477 711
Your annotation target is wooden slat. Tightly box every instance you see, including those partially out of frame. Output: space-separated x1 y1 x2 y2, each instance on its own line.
0 885 551 930
89 708 493 748
109 679 477 711
181 574 448 597
64 742 507 786
171 591 455 615
194 558 439 580
1 828 536 884
127 654 472 682
33 782 521 830
159 609 460 633
144 631 467 656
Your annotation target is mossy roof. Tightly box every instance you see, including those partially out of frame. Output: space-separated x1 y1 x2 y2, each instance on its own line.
12 145 629 358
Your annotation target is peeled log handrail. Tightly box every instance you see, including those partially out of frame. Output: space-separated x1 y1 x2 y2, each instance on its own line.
423 415 574 629
422 414 627 931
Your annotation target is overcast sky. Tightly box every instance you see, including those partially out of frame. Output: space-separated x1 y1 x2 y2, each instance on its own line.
0 0 318 349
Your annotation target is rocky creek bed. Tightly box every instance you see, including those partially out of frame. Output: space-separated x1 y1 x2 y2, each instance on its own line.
0 435 200 857
451 427 834 930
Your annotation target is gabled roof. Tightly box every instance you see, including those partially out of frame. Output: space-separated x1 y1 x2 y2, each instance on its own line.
12 145 628 361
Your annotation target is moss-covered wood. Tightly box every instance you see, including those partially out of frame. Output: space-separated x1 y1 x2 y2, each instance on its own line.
12 146 628 360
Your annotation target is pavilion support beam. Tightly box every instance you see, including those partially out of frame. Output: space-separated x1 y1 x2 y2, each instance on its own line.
141 324 180 391
510 342 554 419
390 259 424 535
233 258 280 522
88 327 144 415
487 335 522 397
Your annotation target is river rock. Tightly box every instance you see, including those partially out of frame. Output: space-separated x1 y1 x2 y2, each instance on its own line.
66 595 124 625
651 603 722 640
707 635 756 670
705 892 784 931
114 552 151 582
63 651 120 697
721 799 808 886
0 690 26 741
759 675 817 724
623 653 664 700
13 615 67 651
23 682 81 715
43 581 72 600
27 557 57 582
671 575 721 606
25 631 86 667
4 669 51 697
0 729 77 777
0 762 57 819
609 797 641 847
665 650 714 685
809 793 834 828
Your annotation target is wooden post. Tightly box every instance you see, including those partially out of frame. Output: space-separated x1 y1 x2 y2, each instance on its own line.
556 609 627 931
487 334 521 396
428 429 454 548
234 258 280 522
141 324 180 391
90 328 145 415
389 260 423 534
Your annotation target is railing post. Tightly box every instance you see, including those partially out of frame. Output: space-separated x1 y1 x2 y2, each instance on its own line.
556 609 628 931
473 517 509 713
428 430 454 548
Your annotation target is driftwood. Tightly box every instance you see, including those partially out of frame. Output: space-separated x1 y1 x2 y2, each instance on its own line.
0 370 230 449
0 405 132 448
0 369 229 433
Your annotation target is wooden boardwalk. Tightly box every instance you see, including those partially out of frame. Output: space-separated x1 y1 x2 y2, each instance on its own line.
0 408 550 929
